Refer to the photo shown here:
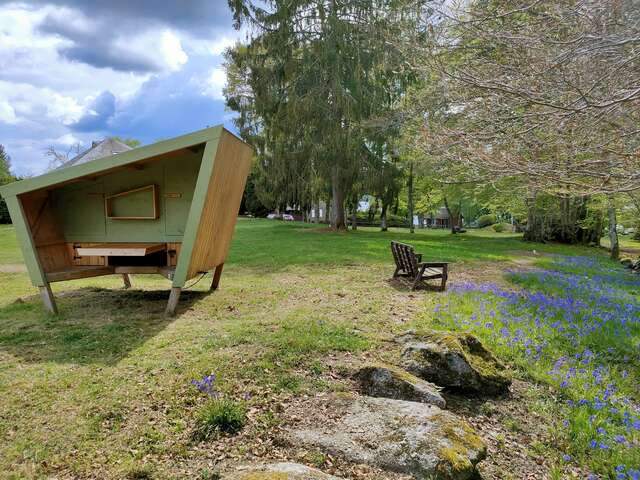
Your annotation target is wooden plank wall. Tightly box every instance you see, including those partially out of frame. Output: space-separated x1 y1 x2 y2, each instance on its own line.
20 190 71 273
186 131 253 279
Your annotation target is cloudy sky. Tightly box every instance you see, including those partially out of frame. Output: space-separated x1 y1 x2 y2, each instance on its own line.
0 0 244 176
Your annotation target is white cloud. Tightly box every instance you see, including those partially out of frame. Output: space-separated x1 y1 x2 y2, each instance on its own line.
160 30 188 71
209 36 237 56
54 133 82 146
201 66 227 100
0 80 83 124
0 2 241 176
0 101 18 124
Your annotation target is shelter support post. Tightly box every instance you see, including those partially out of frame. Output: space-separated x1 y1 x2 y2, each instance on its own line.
210 264 224 291
165 287 182 316
39 284 58 314
122 274 131 289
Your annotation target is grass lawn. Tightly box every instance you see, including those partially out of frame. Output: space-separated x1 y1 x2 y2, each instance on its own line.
0 219 637 479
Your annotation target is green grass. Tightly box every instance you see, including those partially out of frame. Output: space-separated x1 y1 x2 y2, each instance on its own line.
227 219 594 268
194 398 247 440
0 218 635 479
0 224 22 265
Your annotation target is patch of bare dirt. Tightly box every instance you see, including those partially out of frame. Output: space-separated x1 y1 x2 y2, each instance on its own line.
0 263 26 273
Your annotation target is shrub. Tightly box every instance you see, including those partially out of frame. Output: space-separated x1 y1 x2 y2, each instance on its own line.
477 214 497 228
194 398 246 440
492 223 506 233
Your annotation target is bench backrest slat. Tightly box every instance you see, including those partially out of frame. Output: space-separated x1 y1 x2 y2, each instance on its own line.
391 241 419 277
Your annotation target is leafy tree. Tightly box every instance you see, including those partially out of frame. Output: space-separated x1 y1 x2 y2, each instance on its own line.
0 145 16 223
111 137 141 148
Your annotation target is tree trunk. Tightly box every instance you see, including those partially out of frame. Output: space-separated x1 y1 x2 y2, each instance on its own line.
418 213 424 229
380 202 388 232
351 209 358 230
443 197 459 233
314 201 319 223
524 191 544 242
408 161 414 233
369 199 378 223
324 196 330 223
608 195 619 260
331 167 346 230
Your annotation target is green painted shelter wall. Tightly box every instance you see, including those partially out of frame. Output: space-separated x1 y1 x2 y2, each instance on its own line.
50 150 202 243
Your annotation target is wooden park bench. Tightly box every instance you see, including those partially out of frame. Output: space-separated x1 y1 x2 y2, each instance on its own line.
390 241 449 291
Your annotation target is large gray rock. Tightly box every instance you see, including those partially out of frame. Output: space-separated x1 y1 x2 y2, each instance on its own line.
355 363 446 408
223 463 344 479
400 330 511 395
288 395 486 480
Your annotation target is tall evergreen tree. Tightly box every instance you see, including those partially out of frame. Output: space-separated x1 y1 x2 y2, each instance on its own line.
225 0 430 230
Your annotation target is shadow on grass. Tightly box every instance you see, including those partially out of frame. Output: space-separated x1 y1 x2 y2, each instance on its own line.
386 277 447 293
0 287 208 365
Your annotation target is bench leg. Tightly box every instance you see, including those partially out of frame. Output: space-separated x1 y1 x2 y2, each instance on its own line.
210 264 224 291
393 267 400 278
440 266 449 292
122 274 131 289
39 284 58 314
165 287 181 316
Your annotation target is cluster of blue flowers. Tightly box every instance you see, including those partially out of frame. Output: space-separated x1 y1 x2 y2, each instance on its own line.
434 255 640 479
191 374 221 399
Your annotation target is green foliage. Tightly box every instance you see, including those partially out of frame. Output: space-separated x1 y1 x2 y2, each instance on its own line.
240 165 271 217
477 214 497 228
524 194 604 245
110 137 141 148
492 223 507 233
193 398 247 440
0 144 17 224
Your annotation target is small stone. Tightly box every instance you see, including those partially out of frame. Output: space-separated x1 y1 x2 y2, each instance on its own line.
223 463 344 479
287 395 486 480
355 363 446 408
399 330 511 395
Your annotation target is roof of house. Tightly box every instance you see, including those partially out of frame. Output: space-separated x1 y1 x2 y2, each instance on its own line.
57 138 132 170
1 125 235 197
435 207 450 219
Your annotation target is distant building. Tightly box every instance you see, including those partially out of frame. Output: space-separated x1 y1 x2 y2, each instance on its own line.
56 138 132 170
425 207 451 228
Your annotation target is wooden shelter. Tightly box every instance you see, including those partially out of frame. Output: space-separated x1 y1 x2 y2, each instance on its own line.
0 126 253 315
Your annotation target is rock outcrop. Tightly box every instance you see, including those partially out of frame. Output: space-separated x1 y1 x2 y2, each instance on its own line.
355 363 446 408
288 395 486 480
223 463 344 479
399 330 511 395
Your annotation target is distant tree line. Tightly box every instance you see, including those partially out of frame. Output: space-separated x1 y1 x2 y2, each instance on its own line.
0 145 17 223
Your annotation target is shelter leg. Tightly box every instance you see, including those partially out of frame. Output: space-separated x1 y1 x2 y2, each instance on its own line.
39 284 58 314
210 264 224 291
122 274 131 289
165 287 182 316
